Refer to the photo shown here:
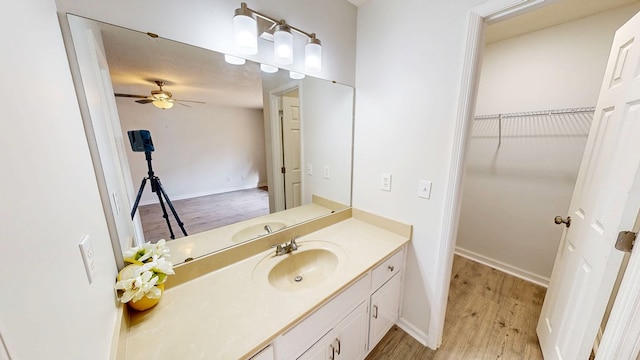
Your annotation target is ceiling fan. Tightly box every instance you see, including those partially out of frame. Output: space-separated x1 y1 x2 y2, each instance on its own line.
114 81 205 109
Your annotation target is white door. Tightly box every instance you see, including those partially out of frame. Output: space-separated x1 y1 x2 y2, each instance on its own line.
334 301 368 360
537 11 640 360
282 95 302 209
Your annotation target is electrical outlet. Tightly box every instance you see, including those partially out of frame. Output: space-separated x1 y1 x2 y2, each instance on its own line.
307 164 313 175
323 165 330 179
79 235 97 283
418 180 432 199
381 173 392 191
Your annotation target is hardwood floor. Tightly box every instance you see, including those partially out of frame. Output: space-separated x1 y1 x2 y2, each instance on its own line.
137 187 269 242
366 255 546 359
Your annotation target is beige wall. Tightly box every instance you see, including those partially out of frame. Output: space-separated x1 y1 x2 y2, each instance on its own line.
117 100 267 205
0 1 119 358
353 0 487 346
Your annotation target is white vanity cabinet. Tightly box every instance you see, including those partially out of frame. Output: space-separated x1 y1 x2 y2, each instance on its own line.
368 248 405 347
298 302 368 360
273 246 405 360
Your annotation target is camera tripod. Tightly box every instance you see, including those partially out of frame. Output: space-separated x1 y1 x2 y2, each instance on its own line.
130 151 187 239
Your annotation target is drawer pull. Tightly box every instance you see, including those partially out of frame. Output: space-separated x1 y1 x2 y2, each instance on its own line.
336 338 341 354
388 265 395 272
373 305 378 319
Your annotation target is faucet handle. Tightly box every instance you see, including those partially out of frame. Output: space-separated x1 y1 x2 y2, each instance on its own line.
290 235 300 250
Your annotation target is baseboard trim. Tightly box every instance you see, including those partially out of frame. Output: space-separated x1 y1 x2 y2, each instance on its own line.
396 317 430 347
138 183 268 206
455 247 549 288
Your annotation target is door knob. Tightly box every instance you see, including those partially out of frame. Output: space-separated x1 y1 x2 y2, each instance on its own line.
554 216 571 228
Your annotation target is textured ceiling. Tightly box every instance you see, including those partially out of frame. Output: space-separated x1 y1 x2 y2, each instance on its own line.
100 22 264 109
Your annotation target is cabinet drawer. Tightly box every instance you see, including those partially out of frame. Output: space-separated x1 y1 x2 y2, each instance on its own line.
371 247 404 291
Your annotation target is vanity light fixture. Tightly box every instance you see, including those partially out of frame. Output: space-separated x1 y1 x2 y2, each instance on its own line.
224 54 246 65
289 71 305 80
260 63 279 73
232 2 322 72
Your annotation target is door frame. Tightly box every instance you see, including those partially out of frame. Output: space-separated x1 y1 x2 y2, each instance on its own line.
435 0 639 355
267 82 301 212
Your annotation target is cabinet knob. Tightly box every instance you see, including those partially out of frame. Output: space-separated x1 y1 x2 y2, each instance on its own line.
388 265 395 272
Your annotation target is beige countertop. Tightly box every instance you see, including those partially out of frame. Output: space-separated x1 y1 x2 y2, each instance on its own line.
125 212 410 360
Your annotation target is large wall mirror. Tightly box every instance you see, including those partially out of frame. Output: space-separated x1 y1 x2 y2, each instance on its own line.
63 14 353 265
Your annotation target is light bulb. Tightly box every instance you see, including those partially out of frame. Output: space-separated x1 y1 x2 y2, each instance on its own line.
273 24 293 65
233 4 257 55
260 64 279 73
224 54 246 65
289 71 305 79
153 100 174 109
305 36 322 73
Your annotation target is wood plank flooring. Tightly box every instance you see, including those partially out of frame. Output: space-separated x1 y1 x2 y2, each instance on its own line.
137 187 269 242
366 255 546 359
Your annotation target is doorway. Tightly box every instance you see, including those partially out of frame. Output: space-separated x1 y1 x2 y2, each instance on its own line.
443 0 640 354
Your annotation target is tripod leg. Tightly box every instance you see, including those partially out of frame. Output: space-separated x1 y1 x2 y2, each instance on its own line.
130 178 148 219
153 179 177 240
156 178 188 237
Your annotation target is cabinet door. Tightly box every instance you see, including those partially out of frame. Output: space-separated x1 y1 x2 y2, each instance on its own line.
369 272 402 348
298 330 335 360
250 345 274 360
334 301 368 360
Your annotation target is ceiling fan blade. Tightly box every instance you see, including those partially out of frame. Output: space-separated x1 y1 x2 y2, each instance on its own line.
174 101 191 108
174 99 206 104
135 99 154 104
114 93 148 99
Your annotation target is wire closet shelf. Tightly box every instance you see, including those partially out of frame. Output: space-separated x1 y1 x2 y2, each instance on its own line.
472 106 595 147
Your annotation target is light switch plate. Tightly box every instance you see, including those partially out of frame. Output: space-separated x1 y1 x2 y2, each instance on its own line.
306 164 313 176
381 174 392 191
418 180 432 199
323 165 330 179
79 235 97 283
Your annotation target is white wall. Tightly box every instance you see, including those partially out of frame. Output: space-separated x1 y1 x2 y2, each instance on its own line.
457 5 640 283
300 76 354 206
0 1 119 358
353 0 486 346
55 0 357 86
117 100 267 204
475 5 640 115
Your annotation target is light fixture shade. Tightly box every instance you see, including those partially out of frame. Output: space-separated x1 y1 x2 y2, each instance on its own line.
289 71 305 80
224 54 246 65
305 36 322 72
153 100 174 109
273 24 293 65
233 5 258 55
260 64 279 73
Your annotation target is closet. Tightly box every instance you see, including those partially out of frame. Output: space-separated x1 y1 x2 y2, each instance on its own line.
455 4 640 285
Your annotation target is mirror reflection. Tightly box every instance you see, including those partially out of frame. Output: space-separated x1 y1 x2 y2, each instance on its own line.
91 19 353 261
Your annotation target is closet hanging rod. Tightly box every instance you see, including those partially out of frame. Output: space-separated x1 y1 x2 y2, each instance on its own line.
474 106 596 121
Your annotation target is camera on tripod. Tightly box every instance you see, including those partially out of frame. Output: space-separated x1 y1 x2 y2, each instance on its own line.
127 130 187 239
128 129 155 152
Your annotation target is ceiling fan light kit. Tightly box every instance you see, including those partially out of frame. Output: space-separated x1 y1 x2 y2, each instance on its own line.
231 2 322 73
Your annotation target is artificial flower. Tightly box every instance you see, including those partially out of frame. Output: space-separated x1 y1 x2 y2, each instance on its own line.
114 270 162 303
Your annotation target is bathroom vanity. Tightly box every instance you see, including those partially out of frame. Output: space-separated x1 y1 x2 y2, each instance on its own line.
123 208 411 359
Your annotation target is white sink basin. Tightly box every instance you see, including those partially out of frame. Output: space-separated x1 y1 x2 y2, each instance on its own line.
231 222 287 243
252 241 346 292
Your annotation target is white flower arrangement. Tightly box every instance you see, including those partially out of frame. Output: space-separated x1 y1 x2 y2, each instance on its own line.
114 239 175 304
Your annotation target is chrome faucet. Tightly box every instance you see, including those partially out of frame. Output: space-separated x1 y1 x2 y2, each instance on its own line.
264 224 273 234
275 235 300 256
